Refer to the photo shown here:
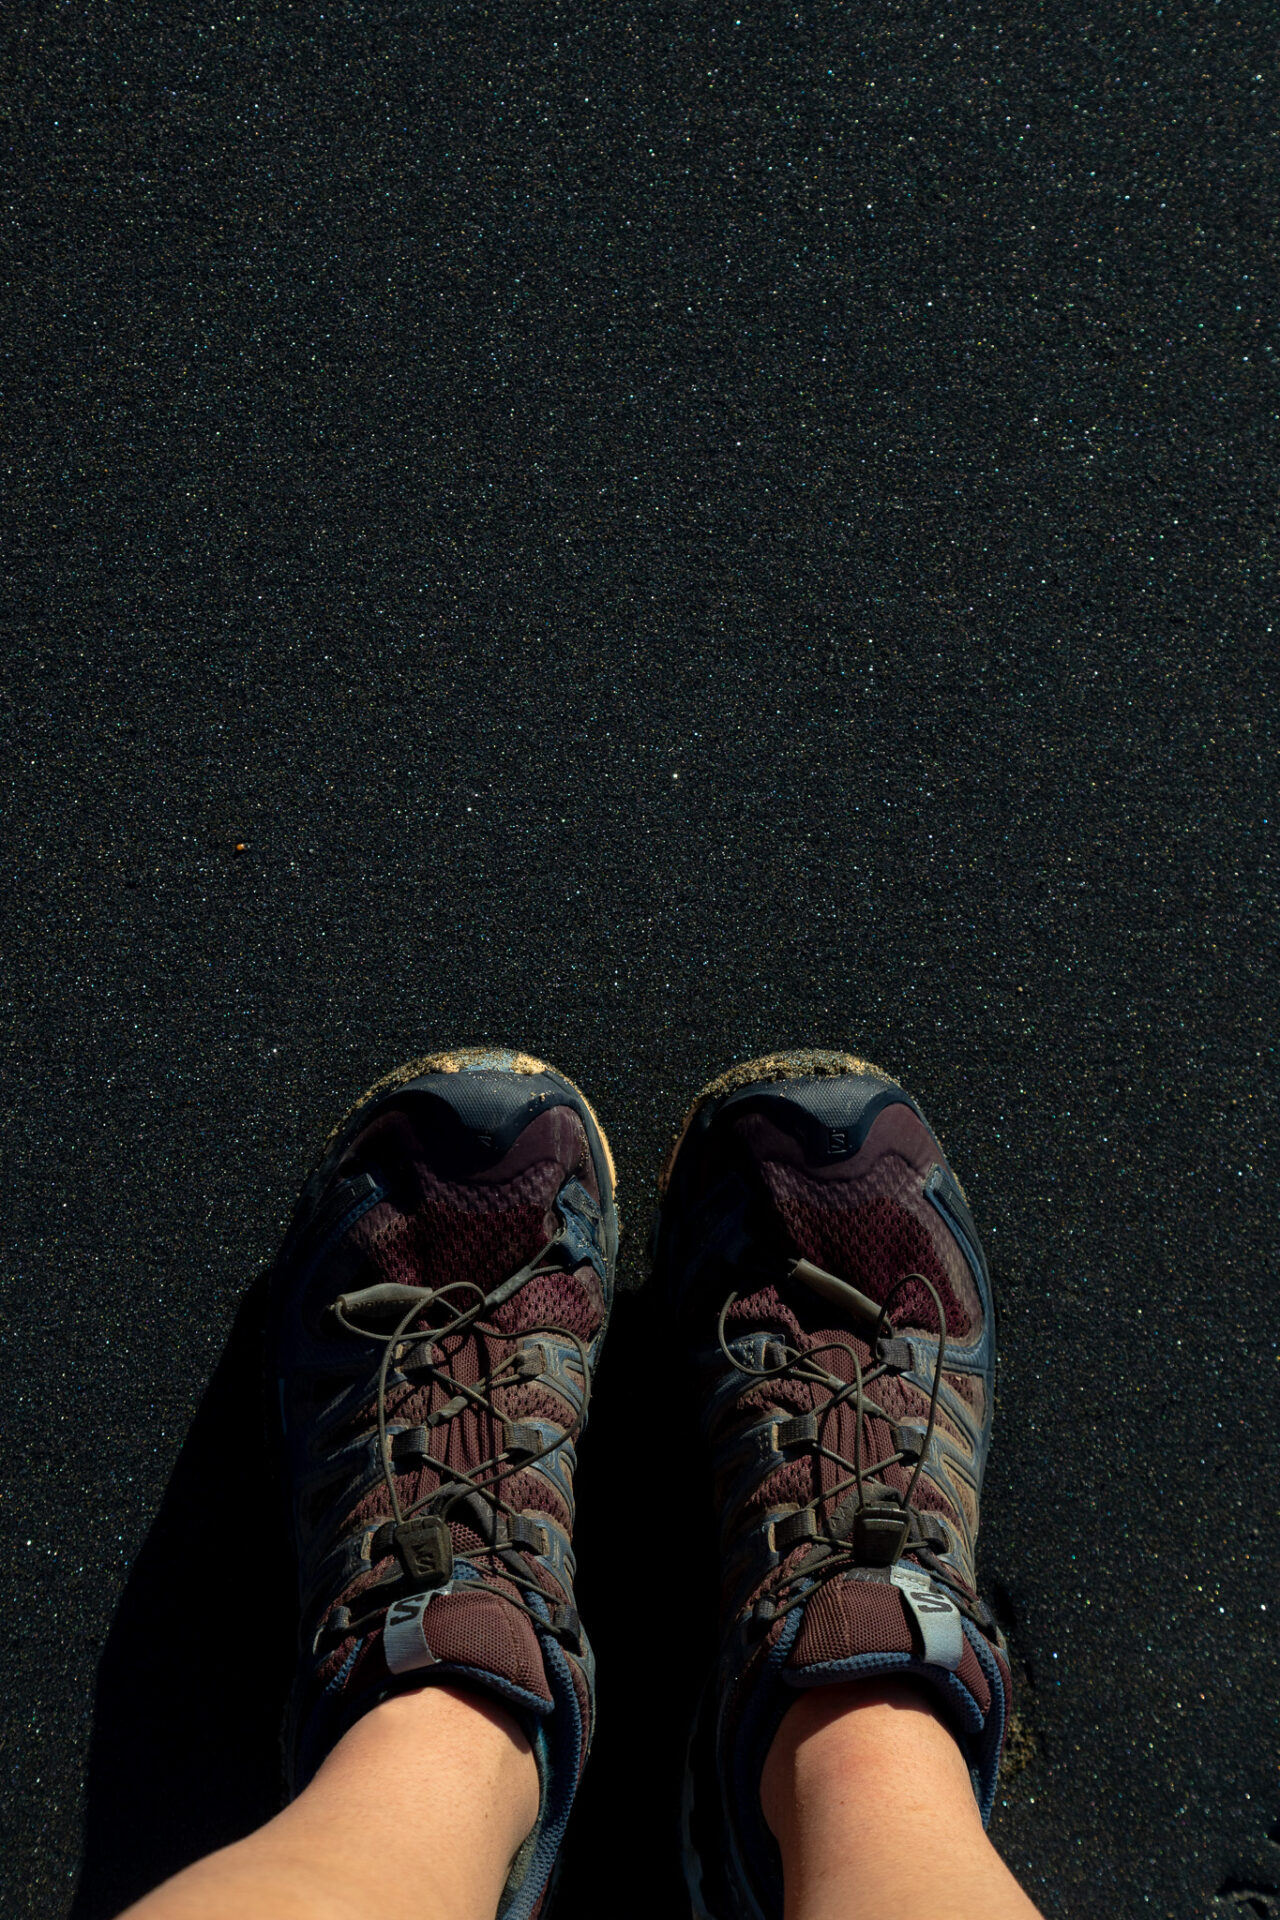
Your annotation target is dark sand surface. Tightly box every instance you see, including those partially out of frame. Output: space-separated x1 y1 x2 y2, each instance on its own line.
3 4 1276 1916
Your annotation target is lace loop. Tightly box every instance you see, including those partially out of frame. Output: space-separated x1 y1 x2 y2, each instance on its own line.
328 1231 593 1627
716 1264 950 1624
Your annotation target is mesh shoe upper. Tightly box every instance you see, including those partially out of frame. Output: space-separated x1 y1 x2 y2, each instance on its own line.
268 1057 618 1920
657 1056 1011 1920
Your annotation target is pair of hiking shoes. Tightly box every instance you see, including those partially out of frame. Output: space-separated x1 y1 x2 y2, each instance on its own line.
269 1046 1012 1920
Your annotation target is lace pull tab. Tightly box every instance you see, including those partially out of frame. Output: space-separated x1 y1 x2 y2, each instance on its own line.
334 1282 433 1319
394 1514 455 1589
788 1258 883 1334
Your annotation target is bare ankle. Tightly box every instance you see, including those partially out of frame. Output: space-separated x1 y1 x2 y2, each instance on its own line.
761 1682 1043 1920
761 1679 974 1840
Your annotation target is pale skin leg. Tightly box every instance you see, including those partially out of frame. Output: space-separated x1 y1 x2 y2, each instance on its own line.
119 1685 540 1920
122 1674 1043 1920
761 1681 1046 1920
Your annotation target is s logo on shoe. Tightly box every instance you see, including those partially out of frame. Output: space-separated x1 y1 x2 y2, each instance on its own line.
384 1592 451 1675
890 1566 965 1671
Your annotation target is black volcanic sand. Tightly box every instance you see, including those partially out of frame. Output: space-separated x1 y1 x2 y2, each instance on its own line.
3 5 1276 1917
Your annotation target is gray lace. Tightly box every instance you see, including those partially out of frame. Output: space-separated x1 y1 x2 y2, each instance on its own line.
330 1234 591 1615
715 1263 950 1625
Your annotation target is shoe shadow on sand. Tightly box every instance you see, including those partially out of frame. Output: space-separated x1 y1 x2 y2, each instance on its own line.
72 1270 711 1920
71 1273 294 1920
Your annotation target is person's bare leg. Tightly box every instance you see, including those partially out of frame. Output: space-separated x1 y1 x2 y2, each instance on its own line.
761 1682 1044 1920
121 1685 540 1920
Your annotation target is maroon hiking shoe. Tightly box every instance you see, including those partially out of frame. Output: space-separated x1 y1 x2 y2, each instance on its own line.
653 1050 1011 1920
267 1048 619 1920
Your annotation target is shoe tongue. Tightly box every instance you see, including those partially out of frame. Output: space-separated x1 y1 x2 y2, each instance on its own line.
783 1567 979 1691
382 1586 555 1712
784 1569 915 1673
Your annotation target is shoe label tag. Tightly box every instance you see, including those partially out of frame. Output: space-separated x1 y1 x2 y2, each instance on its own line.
384 1589 453 1675
890 1566 965 1671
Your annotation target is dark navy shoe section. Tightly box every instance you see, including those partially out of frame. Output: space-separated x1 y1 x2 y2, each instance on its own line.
282 1055 621 1284
716 1070 927 1166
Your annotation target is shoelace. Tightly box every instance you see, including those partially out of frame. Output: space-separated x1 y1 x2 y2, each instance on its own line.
716 1259 952 1630
325 1226 592 1637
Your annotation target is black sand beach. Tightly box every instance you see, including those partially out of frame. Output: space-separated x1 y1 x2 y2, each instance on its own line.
3 5 1276 1915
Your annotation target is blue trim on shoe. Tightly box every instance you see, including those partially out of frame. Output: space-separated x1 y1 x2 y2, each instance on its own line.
499 1592 585 1920
321 1639 364 1698
296 1186 387 1291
